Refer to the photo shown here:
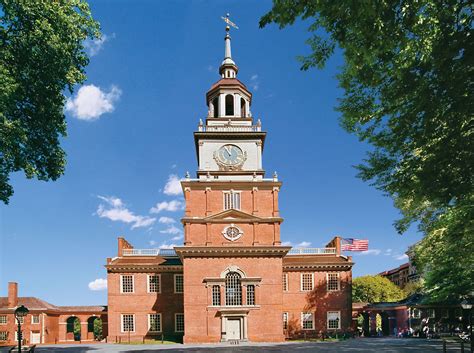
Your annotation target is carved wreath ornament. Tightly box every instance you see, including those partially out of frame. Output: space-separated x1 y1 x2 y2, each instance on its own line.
222 224 243 241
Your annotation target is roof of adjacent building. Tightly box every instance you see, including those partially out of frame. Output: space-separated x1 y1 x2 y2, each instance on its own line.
0 297 106 314
379 262 409 276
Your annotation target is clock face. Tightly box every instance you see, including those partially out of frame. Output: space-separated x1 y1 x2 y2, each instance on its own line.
217 144 244 166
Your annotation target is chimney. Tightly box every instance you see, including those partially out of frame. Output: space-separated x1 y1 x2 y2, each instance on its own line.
8 282 18 308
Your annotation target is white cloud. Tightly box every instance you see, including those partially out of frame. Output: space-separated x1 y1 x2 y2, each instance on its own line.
84 33 114 57
150 200 184 213
250 74 259 91
160 225 182 235
171 234 184 241
159 216 176 224
384 248 393 256
296 241 311 247
66 84 121 121
357 249 382 256
163 174 183 195
88 278 107 291
96 195 156 229
394 254 409 260
281 241 292 246
159 243 178 249
149 240 158 246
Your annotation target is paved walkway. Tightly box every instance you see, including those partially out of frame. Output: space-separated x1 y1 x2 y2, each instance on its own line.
0 338 466 352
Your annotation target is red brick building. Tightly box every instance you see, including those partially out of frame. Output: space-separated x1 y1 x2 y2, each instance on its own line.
0 282 107 346
105 24 353 344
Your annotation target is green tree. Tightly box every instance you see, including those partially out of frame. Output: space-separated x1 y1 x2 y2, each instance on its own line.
260 1 474 301
403 279 425 297
353 275 406 303
73 317 81 338
93 318 103 340
0 0 100 204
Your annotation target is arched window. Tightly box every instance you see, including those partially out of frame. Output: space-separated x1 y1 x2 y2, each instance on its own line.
225 94 234 116
66 316 78 333
225 272 242 306
212 97 218 118
240 98 246 117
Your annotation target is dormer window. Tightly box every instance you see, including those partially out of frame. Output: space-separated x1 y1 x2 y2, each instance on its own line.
225 94 234 116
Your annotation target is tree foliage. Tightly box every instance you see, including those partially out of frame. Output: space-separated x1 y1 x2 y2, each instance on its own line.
353 275 406 303
93 318 103 340
260 1 473 301
0 0 100 203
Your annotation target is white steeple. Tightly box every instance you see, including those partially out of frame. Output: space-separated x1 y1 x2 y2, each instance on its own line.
219 14 238 79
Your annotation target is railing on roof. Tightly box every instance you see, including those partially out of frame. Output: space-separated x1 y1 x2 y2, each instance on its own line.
287 247 336 255
122 249 177 257
198 125 261 132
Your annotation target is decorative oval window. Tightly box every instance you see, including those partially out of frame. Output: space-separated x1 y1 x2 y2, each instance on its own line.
222 224 243 241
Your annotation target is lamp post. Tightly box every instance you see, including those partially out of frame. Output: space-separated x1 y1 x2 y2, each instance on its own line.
460 298 473 353
14 305 29 352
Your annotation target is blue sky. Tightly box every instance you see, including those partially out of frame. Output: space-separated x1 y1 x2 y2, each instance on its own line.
0 0 422 305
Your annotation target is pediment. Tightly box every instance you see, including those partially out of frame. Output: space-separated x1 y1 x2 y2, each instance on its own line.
203 209 263 222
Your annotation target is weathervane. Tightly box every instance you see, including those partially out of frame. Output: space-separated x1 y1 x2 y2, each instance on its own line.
221 13 239 30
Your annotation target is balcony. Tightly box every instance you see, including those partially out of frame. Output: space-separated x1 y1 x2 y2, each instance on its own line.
122 249 177 257
287 248 336 255
197 125 261 132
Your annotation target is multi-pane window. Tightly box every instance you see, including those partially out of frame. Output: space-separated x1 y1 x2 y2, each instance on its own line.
282 273 288 291
301 273 314 291
327 311 341 329
411 308 421 318
212 285 221 306
427 309 435 318
0 315 6 324
223 191 241 210
15 316 24 325
148 275 161 293
31 315 40 324
225 272 242 306
246 285 255 306
174 274 184 293
148 314 161 332
121 275 134 293
121 314 135 332
0 332 7 341
283 312 289 330
327 273 340 291
441 308 449 318
301 312 314 330
175 313 184 332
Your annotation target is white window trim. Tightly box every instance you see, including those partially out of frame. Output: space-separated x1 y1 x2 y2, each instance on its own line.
326 272 340 291
120 275 135 294
0 331 7 341
301 312 314 330
283 273 289 292
283 312 289 330
223 190 241 210
120 314 135 333
31 314 40 324
147 274 161 294
174 274 184 294
175 313 184 333
428 309 435 318
300 273 314 291
327 311 341 330
0 315 7 325
148 313 162 333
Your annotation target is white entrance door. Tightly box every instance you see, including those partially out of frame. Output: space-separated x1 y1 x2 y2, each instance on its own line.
226 319 241 340
31 332 41 344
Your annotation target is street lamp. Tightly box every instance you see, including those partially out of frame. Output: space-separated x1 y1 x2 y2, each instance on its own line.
14 305 29 352
460 298 473 353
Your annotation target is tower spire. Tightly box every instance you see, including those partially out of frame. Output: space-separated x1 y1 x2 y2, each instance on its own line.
219 14 238 79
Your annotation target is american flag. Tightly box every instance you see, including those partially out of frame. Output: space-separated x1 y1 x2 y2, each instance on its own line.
341 238 369 251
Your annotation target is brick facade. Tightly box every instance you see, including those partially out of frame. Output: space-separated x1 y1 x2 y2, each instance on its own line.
0 282 107 346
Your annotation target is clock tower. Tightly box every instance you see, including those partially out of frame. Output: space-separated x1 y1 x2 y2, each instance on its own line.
175 21 289 343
